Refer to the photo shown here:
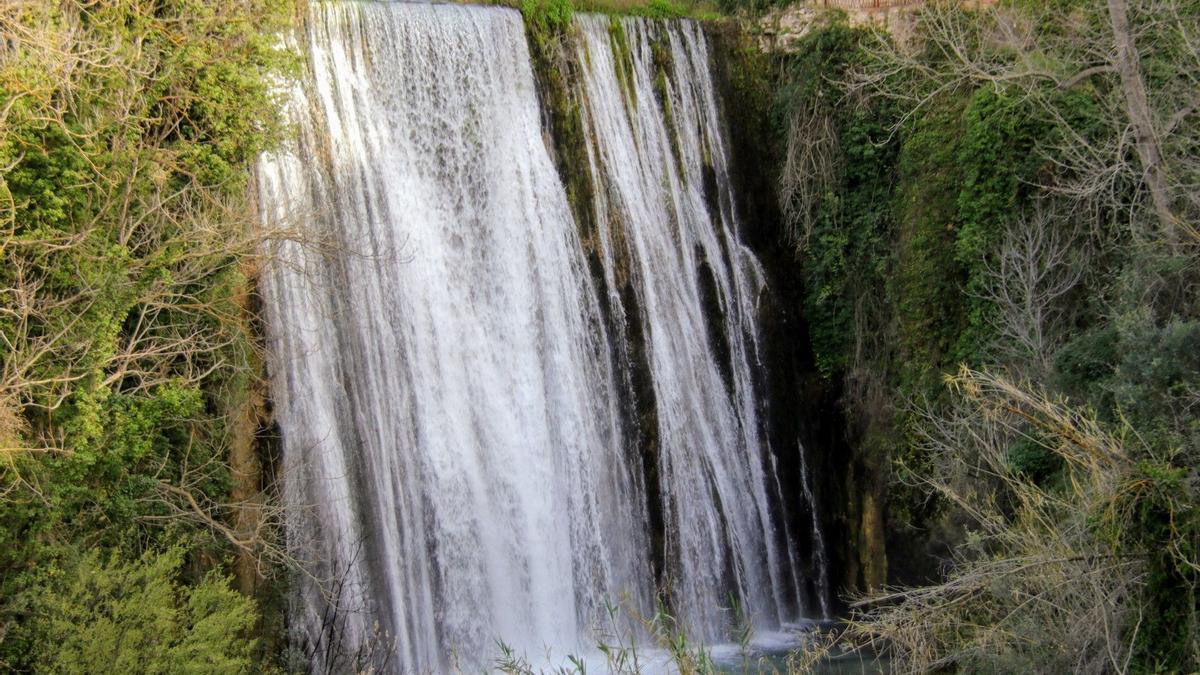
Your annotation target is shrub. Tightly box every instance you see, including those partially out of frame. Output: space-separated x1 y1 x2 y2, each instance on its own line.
25 548 257 674
522 0 574 30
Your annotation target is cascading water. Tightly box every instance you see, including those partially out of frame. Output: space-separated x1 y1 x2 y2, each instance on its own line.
257 2 821 672
572 15 804 636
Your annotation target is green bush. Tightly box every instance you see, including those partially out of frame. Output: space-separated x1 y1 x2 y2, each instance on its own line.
25 548 257 674
522 0 573 30
632 0 688 19
1006 434 1062 483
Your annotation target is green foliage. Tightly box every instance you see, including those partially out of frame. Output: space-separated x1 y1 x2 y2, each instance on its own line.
523 0 598 249
530 0 720 20
776 20 899 378
631 0 688 19
772 0 1200 670
521 0 702 24
1006 434 1062 482
892 93 970 394
952 87 1050 362
522 0 574 30
609 16 638 109
22 547 257 674
0 383 215 553
0 0 295 668
715 0 788 16
1055 324 1120 397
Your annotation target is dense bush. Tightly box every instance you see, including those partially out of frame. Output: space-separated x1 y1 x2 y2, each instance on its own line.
25 547 257 674
0 0 294 669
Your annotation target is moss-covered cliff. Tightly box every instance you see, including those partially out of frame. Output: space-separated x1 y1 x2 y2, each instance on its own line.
761 1 1200 670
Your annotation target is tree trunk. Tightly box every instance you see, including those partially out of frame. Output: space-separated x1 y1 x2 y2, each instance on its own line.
1107 0 1178 239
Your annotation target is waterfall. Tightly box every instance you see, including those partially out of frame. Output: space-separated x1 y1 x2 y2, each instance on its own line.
257 3 813 672
572 14 803 636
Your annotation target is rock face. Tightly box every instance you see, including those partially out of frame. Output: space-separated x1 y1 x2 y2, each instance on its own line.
757 3 925 51
757 0 1001 52
756 5 826 52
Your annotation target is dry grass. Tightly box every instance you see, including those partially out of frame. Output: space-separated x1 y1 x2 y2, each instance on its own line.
838 367 1160 673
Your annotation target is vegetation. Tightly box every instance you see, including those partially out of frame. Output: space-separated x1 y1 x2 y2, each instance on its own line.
27 547 258 674
0 0 295 670
772 0 1200 670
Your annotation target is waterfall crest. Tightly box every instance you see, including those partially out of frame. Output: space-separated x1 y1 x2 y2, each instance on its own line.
258 3 814 671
